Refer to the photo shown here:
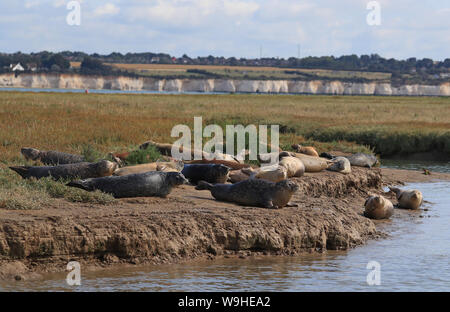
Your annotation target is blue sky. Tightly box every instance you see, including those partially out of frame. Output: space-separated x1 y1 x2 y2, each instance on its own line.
0 0 449 60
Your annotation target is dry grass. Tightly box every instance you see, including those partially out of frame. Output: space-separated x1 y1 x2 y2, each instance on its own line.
69 62 390 80
0 92 448 160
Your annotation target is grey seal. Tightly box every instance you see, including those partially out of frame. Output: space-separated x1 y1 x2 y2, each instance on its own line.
21 148 85 165
181 164 230 184
195 179 299 209
364 194 394 219
67 171 188 198
346 153 378 168
9 160 117 180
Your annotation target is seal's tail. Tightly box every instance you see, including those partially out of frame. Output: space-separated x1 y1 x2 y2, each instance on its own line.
67 180 91 191
9 166 30 179
195 180 213 191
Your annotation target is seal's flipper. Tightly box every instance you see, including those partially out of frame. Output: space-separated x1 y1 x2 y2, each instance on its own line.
195 180 213 191
67 180 91 191
9 166 31 179
285 202 298 207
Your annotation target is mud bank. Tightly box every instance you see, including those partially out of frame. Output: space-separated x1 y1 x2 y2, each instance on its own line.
1 168 449 281
1 73 449 96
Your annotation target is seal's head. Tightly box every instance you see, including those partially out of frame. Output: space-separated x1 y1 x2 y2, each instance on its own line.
21 148 40 161
96 160 119 176
167 172 189 186
215 164 231 176
276 179 299 193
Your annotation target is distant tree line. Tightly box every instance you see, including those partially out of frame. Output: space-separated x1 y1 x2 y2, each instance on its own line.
1 51 449 82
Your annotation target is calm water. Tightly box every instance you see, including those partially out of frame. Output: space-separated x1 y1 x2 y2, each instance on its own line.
1 179 449 292
381 159 450 173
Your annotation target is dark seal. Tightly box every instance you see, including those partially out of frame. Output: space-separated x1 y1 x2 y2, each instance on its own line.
21 148 85 165
9 160 117 181
195 179 299 209
181 164 230 184
67 171 188 198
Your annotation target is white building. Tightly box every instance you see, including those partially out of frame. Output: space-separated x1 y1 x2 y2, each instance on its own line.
10 63 25 72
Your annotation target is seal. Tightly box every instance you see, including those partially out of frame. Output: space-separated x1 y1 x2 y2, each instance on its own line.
113 161 184 176
291 144 319 157
364 194 394 220
195 179 299 209
389 187 423 210
67 171 188 198
184 159 250 170
279 151 330 173
327 157 352 174
21 148 85 165
249 165 288 183
9 160 117 181
181 164 230 184
346 153 378 168
279 156 305 177
228 169 251 183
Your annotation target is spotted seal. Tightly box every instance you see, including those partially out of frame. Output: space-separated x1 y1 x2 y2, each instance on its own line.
279 156 305 177
181 164 230 184
195 179 299 209
364 194 394 219
389 187 423 210
67 171 188 198
327 157 352 174
279 151 329 173
9 160 117 180
21 148 85 165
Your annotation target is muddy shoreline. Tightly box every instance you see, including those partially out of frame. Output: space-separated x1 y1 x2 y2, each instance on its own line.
1 167 449 282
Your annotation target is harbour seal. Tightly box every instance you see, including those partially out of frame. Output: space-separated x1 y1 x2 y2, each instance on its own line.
279 152 330 173
67 171 188 198
9 160 117 180
181 164 230 184
21 148 85 165
327 157 352 174
291 144 319 157
228 169 251 183
113 161 184 176
184 159 249 170
279 156 305 177
364 194 394 220
195 179 299 209
389 187 423 210
346 153 378 168
251 165 288 183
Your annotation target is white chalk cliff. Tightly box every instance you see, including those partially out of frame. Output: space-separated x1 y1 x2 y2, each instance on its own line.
0 73 449 96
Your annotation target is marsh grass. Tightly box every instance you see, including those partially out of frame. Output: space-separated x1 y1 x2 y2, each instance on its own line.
0 92 448 162
0 164 115 210
125 145 162 165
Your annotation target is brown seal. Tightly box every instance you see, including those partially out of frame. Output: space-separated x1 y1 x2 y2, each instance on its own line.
389 187 423 210
364 194 394 219
291 144 319 157
195 179 299 209
21 148 85 165
279 151 330 173
9 160 117 181
279 156 305 177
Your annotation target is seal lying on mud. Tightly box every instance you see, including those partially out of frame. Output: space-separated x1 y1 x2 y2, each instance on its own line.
184 159 250 170
279 156 305 177
291 144 319 157
21 148 85 165
181 164 230 184
346 153 378 168
279 151 329 173
327 157 352 174
239 165 288 183
389 187 423 210
364 194 394 220
9 160 117 180
113 161 184 176
195 179 299 209
68 171 188 198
